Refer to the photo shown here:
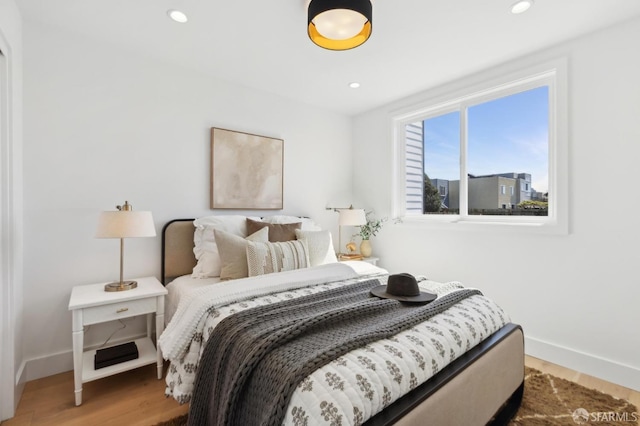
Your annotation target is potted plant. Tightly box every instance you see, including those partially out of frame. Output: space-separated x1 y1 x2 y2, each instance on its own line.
355 212 386 257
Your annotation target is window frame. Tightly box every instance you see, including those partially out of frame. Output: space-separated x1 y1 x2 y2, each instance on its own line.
391 58 568 234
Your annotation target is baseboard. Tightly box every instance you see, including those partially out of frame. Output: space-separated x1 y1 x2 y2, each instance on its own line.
20 333 150 382
525 336 640 392
22 349 73 382
19 333 640 392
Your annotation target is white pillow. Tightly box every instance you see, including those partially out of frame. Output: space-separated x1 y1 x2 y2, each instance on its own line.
192 215 248 278
193 214 249 234
246 240 310 277
260 215 322 231
294 229 337 267
215 227 269 280
192 250 222 279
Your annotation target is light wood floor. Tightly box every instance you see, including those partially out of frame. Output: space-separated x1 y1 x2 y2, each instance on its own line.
2 356 638 425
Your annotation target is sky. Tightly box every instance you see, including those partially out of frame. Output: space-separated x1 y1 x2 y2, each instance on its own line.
422 86 549 193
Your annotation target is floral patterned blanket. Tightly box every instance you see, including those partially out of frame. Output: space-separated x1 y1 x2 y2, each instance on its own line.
163 272 509 425
187 278 481 426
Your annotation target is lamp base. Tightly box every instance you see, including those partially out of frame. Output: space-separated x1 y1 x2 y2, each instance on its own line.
104 280 138 292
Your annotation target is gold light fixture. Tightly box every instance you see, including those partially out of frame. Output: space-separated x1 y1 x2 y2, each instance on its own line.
95 201 156 292
308 0 373 51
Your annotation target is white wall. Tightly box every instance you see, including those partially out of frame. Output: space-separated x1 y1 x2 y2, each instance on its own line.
0 0 23 420
21 20 354 380
353 17 640 390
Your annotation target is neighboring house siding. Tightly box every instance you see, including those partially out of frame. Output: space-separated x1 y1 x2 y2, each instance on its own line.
405 122 423 213
468 176 499 210
449 180 460 210
431 178 450 209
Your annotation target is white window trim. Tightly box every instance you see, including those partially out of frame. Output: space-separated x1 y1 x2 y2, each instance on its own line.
390 57 568 234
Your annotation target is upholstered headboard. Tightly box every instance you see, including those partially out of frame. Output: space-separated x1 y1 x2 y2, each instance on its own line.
161 219 197 285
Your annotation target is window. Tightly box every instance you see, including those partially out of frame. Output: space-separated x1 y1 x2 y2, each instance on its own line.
393 59 568 232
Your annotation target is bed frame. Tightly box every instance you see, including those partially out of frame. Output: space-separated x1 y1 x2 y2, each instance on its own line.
161 219 524 425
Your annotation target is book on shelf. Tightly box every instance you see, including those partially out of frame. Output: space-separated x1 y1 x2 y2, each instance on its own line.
94 341 138 369
339 253 364 261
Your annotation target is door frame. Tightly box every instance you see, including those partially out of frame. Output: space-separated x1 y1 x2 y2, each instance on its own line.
0 30 20 421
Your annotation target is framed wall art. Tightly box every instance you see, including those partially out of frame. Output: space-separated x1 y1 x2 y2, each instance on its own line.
210 127 284 210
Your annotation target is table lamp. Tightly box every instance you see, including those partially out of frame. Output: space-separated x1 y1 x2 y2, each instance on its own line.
336 206 366 258
95 201 156 292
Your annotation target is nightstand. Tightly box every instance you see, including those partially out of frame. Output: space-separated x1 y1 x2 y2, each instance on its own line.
68 276 167 406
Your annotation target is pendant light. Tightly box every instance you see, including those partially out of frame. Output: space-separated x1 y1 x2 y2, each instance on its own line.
308 0 373 51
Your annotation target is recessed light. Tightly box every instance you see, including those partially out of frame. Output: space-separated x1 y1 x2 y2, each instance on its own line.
349 82 361 89
167 9 188 23
511 0 533 14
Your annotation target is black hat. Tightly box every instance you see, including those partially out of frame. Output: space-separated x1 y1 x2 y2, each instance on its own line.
370 273 437 303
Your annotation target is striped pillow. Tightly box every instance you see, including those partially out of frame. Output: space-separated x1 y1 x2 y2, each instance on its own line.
246 240 310 277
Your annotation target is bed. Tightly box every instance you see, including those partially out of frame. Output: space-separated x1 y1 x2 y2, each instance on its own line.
158 217 524 425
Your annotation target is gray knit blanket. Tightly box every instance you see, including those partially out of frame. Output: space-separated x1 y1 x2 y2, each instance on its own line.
187 277 481 426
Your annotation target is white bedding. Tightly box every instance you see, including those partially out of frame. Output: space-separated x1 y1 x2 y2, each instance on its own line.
160 261 385 361
165 275 221 324
160 263 509 424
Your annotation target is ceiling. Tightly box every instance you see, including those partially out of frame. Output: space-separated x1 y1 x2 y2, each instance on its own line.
16 0 640 116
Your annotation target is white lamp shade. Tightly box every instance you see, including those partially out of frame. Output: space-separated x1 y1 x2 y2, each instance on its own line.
338 208 366 226
95 211 156 238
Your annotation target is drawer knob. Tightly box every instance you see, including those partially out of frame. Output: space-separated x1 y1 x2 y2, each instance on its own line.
116 308 129 313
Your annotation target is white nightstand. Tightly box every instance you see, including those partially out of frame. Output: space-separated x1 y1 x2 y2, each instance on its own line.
68 276 167 406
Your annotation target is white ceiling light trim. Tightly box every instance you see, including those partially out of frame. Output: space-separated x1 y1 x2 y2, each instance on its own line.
167 9 188 23
349 82 361 89
511 0 534 14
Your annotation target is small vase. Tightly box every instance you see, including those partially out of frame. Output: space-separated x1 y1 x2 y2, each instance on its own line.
360 239 372 258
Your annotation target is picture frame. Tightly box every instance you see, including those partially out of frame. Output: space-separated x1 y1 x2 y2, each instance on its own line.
210 127 284 210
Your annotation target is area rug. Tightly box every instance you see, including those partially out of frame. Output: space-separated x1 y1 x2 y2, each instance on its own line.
510 367 637 425
155 367 637 426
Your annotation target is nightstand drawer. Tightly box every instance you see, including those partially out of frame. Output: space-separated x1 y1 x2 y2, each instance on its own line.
83 297 157 325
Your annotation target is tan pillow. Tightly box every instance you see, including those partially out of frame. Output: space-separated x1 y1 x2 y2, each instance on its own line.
246 240 309 277
214 227 269 280
246 218 301 242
